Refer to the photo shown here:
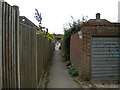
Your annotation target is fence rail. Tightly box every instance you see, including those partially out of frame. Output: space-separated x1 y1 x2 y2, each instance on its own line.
0 1 54 89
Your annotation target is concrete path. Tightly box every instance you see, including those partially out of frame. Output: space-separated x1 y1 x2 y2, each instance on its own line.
46 50 80 88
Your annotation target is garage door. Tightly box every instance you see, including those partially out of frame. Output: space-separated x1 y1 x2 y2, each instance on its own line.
91 37 120 80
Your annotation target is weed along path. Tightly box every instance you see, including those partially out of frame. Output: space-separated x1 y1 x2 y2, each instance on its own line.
46 50 80 88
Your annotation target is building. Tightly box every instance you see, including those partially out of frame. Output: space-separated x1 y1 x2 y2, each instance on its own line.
54 34 63 50
70 13 120 80
19 16 38 29
118 1 120 22
53 34 63 43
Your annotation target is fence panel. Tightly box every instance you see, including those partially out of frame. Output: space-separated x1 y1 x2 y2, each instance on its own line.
0 1 19 88
19 24 55 88
19 23 37 88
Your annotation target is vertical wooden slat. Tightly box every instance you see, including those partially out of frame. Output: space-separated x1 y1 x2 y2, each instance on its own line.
8 4 12 88
11 6 15 88
30 27 33 87
24 25 27 88
37 33 41 84
29 28 32 87
13 9 16 88
27 26 30 88
19 23 22 88
20 24 25 88
5 2 9 88
13 8 16 88
32 28 36 88
35 30 38 88
2 3 5 88
12 5 19 88
23 24 26 88
2 2 6 88
34 29 37 88
0 0 3 89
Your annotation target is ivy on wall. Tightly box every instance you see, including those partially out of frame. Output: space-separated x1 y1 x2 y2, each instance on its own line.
62 19 82 61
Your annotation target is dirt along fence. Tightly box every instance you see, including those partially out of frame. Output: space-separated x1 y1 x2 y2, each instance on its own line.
0 1 54 89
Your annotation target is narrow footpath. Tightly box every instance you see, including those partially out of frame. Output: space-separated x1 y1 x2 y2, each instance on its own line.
46 50 80 88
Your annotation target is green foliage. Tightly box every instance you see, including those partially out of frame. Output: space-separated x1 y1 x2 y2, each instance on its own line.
36 30 54 40
62 19 82 61
68 65 79 77
67 65 72 69
45 33 54 41
65 60 79 77
66 61 71 66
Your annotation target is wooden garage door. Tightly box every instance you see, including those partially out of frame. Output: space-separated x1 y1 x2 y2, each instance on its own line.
91 37 120 80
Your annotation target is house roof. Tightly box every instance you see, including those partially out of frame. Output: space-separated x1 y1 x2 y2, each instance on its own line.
83 19 111 25
19 16 38 28
83 19 120 26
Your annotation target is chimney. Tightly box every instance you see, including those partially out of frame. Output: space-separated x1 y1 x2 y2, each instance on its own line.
96 13 100 19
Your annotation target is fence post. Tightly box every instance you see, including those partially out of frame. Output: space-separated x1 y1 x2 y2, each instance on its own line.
0 0 3 89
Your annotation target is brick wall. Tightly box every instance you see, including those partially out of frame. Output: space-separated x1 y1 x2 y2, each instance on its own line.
70 32 83 76
70 19 120 80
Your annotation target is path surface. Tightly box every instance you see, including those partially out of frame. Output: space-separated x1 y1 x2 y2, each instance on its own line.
46 50 80 88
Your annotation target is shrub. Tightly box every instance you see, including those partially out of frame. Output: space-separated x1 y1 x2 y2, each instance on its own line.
66 61 71 66
64 58 79 77
62 19 82 61
67 65 72 69
71 70 79 76
68 66 79 77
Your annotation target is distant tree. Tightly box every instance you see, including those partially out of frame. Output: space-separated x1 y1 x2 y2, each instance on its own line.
34 9 49 35
34 9 42 29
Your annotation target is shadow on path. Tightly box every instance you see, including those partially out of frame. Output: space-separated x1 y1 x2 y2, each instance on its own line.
46 50 80 88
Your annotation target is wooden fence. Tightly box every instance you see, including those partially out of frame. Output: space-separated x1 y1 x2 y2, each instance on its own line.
0 0 3 89
0 1 54 89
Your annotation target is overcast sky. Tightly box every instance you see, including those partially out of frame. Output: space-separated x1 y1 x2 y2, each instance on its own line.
5 0 120 34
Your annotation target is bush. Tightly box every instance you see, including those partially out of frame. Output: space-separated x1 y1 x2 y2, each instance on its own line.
66 61 71 66
68 66 79 77
67 65 72 69
62 19 82 61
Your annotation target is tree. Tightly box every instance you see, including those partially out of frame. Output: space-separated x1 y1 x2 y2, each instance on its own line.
62 16 83 61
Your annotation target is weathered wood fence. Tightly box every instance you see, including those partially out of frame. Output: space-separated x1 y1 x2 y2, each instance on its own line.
0 1 54 89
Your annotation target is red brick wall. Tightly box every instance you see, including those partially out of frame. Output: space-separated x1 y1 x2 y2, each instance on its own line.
70 32 83 76
70 20 120 80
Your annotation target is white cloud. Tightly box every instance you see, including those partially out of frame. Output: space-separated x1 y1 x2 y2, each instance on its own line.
5 0 120 34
